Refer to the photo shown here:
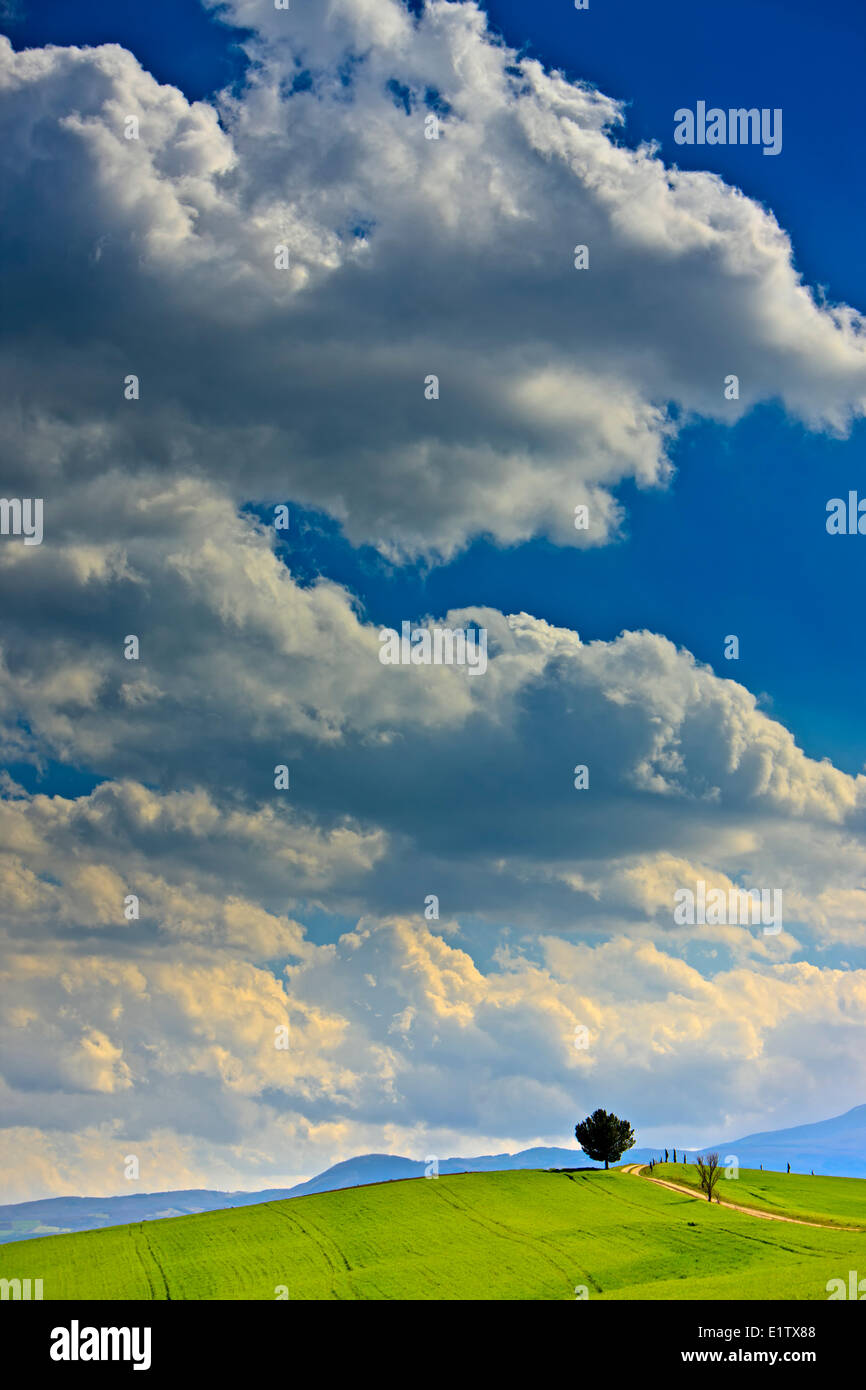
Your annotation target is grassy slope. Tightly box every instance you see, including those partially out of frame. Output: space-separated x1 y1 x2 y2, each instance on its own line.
648 1163 866 1228
2 1169 864 1301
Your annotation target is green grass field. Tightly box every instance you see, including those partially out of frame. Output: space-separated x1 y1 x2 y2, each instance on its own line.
648 1163 866 1229
3 1168 864 1301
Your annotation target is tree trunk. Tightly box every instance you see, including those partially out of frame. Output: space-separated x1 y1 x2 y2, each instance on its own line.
605 1159 609 1170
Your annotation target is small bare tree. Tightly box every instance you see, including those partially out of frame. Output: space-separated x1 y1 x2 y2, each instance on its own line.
694 1152 721 1202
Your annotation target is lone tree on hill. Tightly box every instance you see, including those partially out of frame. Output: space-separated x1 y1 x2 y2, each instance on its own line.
695 1152 721 1202
575 1108 635 1170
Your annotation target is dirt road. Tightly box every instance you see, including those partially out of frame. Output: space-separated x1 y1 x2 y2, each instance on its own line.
618 1164 862 1232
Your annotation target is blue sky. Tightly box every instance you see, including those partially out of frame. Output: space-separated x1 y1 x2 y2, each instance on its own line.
2 0 866 1199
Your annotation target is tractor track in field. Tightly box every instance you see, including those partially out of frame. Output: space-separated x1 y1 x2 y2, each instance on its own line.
618 1165 864 1233
427 1178 603 1295
133 1223 173 1300
265 1200 352 1286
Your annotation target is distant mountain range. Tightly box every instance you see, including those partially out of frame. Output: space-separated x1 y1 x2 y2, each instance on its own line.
2 1104 863 1245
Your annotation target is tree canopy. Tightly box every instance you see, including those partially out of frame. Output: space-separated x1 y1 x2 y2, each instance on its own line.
575 1108 635 1170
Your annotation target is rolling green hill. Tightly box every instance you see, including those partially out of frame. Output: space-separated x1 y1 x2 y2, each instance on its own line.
3 1168 864 1301
647 1163 866 1228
